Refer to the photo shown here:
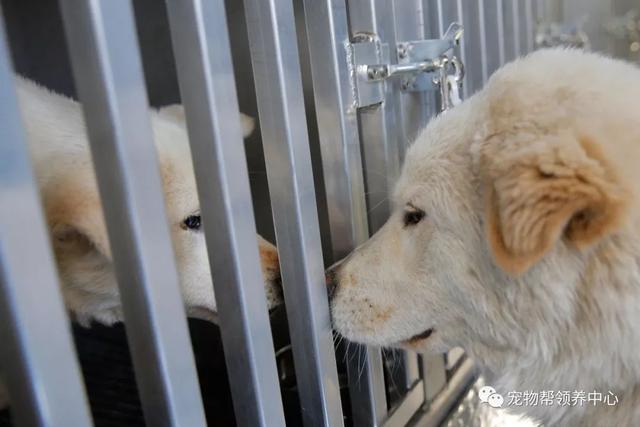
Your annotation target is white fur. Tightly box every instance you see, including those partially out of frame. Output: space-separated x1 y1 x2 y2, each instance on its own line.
330 49 640 426
0 77 280 411
15 76 281 326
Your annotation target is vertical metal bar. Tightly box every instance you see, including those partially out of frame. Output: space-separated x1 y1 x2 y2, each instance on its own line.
497 0 506 65
0 14 93 427
519 0 531 55
459 0 483 95
503 0 518 62
530 0 540 49
513 0 522 57
394 0 434 155
421 354 447 401
416 0 455 405
437 0 458 36
350 0 422 398
436 0 464 93
242 0 344 425
163 1 286 426
452 0 468 98
347 0 401 278
483 0 505 76
524 0 534 53
478 0 489 84
301 0 388 425
57 1 206 426
537 0 548 22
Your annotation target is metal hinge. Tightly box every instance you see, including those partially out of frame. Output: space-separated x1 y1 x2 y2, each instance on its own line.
348 22 464 108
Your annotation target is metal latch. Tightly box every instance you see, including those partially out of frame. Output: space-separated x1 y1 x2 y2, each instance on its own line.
348 22 464 108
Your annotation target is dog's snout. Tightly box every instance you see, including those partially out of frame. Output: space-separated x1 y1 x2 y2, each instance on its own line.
325 267 338 301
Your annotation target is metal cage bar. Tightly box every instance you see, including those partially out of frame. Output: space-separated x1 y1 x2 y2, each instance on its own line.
163 0 286 425
459 0 484 95
301 0 388 425
518 0 530 56
394 0 436 155
242 0 345 425
524 0 535 53
484 0 506 74
503 0 519 62
348 0 402 233
57 1 206 425
0 14 93 427
348 0 422 407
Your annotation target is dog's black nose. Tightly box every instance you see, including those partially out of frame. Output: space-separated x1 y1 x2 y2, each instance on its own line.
325 267 338 301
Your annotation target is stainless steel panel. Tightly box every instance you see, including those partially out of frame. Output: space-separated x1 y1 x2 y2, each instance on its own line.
525 0 534 53
58 1 206 425
394 0 435 153
459 0 484 95
163 0 286 425
483 0 506 75
0 14 93 426
503 0 519 62
243 0 344 424
350 0 422 401
413 358 477 427
382 381 425 427
519 0 531 55
348 0 402 231
421 354 447 402
301 0 388 424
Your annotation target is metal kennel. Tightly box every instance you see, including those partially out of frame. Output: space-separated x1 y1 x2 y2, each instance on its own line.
0 0 543 426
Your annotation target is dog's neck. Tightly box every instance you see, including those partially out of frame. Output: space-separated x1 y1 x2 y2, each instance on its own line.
471 233 640 426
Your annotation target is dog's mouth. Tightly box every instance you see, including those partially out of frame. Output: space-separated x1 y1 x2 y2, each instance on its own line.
404 328 434 345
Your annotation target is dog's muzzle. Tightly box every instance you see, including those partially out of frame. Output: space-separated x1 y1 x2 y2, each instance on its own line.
325 267 339 301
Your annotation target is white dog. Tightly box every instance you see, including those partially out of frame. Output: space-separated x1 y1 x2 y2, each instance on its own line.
328 49 640 426
17 76 282 325
1 77 281 411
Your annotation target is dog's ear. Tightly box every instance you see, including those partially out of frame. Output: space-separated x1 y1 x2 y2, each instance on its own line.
479 133 627 275
45 177 111 260
158 104 256 138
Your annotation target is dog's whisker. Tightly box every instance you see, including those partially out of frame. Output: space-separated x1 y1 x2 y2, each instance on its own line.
367 197 388 215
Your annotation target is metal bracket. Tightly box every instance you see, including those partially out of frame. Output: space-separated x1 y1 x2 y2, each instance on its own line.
348 34 390 108
349 23 463 108
397 22 463 92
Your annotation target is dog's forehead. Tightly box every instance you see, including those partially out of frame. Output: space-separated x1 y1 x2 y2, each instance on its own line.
393 152 460 206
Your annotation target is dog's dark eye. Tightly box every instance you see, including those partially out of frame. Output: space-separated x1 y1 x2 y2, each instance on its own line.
403 209 425 227
182 215 201 231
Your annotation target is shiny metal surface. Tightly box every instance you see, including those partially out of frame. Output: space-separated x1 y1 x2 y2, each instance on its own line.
518 0 531 55
58 1 206 425
347 0 401 260
163 0 285 425
383 381 425 427
394 0 435 151
301 0 388 424
524 0 535 53
349 0 422 404
242 0 344 424
442 376 539 427
412 357 478 427
503 0 519 62
459 0 484 95
0 14 93 426
483 0 506 75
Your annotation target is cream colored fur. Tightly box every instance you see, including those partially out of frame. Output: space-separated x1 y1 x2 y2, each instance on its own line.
16 76 281 326
330 49 640 426
0 78 280 410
